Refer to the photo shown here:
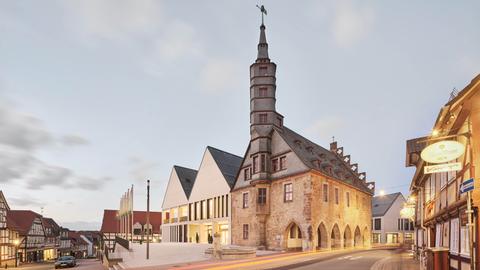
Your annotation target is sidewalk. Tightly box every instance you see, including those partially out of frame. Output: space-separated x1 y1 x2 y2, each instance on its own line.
370 250 419 270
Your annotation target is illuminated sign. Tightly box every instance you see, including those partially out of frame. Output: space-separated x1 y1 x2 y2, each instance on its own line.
424 162 462 174
420 140 465 164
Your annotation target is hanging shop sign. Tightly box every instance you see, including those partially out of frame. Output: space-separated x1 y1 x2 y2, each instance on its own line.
420 140 465 164
424 162 462 174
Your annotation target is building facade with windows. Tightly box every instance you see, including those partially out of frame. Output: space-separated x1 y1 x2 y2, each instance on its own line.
230 22 375 251
406 74 480 270
161 146 242 245
371 193 414 246
7 210 46 263
0 191 19 268
42 218 60 261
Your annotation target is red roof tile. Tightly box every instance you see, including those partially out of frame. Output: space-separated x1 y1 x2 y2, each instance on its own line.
7 210 43 235
100 209 162 234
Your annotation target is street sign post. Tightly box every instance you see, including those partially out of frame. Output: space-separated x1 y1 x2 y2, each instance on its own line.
460 178 474 194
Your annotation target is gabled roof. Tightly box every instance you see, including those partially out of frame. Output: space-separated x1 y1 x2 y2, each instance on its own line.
207 146 243 189
42 217 60 236
372 192 403 217
7 210 43 235
173 165 197 199
132 211 162 234
100 209 162 234
100 209 118 233
0 191 10 211
277 126 373 194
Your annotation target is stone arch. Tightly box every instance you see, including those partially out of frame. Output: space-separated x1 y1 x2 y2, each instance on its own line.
285 222 303 250
343 225 352 248
316 222 328 249
354 226 362 247
363 227 369 247
330 224 341 249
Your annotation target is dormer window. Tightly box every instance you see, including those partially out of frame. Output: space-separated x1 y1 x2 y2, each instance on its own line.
294 140 302 147
277 117 283 127
306 146 313 153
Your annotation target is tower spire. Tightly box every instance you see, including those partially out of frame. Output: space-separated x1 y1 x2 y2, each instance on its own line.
256 5 269 62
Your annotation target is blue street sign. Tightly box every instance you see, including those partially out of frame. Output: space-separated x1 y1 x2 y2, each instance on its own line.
460 178 474 194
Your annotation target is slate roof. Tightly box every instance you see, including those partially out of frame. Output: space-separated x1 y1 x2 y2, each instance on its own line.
207 146 243 189
7 210 43 235
372 192 403 217
173 165 198 199
278 126 373 194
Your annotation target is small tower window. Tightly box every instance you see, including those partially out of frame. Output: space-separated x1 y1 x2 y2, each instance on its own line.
259 87 268 97
259 114 267 123
259 66 268 75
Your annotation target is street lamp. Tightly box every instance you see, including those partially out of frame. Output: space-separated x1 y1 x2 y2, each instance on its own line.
13 239 20 267
378 190 385 197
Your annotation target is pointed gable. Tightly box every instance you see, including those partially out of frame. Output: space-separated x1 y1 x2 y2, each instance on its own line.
174 166 197 198
188 147 241 202
207 146 243 189
162 166 196 210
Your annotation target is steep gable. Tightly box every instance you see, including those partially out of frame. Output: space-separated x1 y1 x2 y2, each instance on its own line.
188 147 240 202
372 192 404 217
161 167 195 210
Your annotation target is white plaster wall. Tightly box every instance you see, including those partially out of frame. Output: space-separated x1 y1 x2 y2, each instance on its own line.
162 169 188 210
188 149 231 202
374 195 406 243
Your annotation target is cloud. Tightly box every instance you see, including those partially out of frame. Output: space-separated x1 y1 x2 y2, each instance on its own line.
61 0 163 41
153 21 203 61
128 157 158 183
61 135 90 146
0 100 53 150
200 59 239 94
0 98 109 191
8 196 44 207
304 116 345 143
331 1 375 47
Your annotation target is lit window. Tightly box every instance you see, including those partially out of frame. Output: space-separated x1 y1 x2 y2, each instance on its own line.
284 183 293 202
242 193 249 208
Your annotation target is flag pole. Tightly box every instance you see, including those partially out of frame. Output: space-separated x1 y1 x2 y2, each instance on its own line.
146 180 150 260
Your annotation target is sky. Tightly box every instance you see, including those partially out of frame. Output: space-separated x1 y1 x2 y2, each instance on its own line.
0 1 479 230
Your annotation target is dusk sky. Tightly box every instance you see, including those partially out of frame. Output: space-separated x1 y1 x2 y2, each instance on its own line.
1 1 479 230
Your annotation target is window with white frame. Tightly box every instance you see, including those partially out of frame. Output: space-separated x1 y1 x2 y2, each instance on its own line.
450 218 459 254
460 225 470 256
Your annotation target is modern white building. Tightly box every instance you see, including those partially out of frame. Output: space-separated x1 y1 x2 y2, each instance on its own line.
161 146 242 245
371 192 414 246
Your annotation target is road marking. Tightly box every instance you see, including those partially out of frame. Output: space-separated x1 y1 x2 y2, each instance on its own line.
349 256 363 260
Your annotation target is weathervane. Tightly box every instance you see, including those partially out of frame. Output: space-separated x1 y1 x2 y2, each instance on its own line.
256 5 267 25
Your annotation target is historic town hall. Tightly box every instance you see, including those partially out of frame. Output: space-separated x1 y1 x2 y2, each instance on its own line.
230 21 376 251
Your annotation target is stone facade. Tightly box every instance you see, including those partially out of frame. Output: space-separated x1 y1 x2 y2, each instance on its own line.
231 22 374 251
232 172 372 250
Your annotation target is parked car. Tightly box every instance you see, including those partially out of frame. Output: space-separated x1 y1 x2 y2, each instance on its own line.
55 256 76 268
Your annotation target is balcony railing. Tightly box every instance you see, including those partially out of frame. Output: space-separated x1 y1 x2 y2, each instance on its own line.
179 216 188 222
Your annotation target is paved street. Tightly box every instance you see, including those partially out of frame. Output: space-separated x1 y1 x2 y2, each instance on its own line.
129 248 418 270
14 259 103 270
